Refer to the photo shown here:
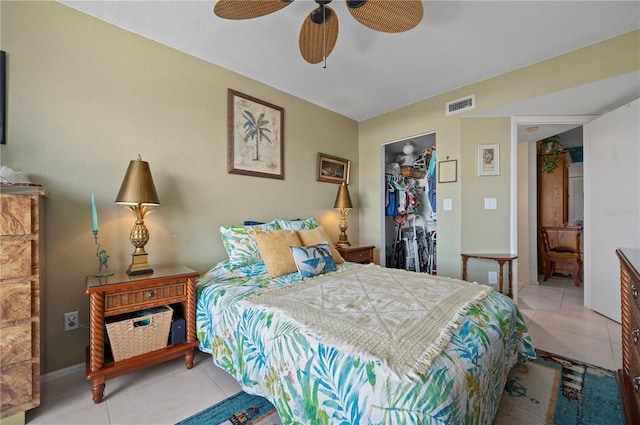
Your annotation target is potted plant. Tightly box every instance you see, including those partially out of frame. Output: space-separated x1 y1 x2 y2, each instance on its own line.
539 135 563 173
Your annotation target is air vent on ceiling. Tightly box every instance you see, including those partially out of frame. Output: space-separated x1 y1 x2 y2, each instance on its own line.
446 95 475 115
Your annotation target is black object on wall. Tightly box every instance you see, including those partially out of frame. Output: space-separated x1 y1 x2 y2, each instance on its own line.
0 51 5 145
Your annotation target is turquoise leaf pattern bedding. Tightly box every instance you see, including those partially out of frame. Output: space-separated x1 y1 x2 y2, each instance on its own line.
195 261 535 425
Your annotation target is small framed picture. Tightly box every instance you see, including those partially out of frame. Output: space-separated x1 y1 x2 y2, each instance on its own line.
478 144 500 176
316 153 350 184
438 159 457 183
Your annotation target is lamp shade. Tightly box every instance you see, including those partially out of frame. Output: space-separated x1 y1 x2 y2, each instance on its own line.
334 182 352 209
116 155 159 206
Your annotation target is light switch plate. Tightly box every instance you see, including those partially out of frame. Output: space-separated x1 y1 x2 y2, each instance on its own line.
484 198 497 210
443 198 452 211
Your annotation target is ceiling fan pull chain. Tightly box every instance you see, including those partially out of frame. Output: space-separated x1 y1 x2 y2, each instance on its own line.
322 5 327 69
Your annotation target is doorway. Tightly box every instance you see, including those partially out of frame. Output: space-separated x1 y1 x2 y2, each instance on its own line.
511 115 594 302
381 132 436 273
536 126 584 278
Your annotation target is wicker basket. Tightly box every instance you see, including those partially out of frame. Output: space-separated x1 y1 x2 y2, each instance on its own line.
400 167 427 179
106 305 172 361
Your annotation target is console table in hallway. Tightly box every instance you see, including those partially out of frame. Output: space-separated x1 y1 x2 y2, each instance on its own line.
461 253 517 298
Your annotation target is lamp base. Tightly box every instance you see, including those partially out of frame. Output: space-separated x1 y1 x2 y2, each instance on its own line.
336 234 351 249
126 251 153 276
336 208 351 249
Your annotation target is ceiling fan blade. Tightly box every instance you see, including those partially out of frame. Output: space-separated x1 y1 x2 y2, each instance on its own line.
347 0 423 33
214 0 292 20
299 6 339 64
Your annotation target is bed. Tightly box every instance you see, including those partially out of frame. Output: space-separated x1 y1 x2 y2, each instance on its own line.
195 218 535 425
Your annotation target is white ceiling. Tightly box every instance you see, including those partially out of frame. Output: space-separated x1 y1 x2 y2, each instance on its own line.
58 1 640 122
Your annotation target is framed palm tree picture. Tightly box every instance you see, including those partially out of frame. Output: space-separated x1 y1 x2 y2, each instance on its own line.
227 89 284 179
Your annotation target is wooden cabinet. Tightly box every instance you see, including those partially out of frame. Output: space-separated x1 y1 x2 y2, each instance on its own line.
337 245 374 264
0 184 44 419
85 266 199 403
538 153 570 227
537 153 583 277
617 248 640 425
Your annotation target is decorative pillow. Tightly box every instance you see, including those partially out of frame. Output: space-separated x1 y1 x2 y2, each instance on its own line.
274 217 319 231
296 226 345 264
219 221 279 267
254 230 303 278
290 242 337 279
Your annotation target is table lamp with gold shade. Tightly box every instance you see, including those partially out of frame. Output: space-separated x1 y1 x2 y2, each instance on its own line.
116 155 159 276
334 181 353 249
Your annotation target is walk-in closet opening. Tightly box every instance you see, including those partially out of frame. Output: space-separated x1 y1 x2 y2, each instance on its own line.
382 133 437 274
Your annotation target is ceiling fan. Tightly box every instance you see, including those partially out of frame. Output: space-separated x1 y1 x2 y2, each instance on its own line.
213 0 423 64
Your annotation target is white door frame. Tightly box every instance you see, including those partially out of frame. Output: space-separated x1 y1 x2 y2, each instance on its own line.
510 115 596 304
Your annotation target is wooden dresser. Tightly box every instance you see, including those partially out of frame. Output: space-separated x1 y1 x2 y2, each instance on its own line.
0 184 44 419
617 247 640 425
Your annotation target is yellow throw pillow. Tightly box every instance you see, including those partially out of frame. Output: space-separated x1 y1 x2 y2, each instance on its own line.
255 229 303 278
296 226 345 264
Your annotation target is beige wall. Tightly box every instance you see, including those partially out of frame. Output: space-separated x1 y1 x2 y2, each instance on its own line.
1 1 359 373
459 117 512 284
357 30 639 281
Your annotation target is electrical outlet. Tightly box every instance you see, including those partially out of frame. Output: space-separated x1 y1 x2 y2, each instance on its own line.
64 311 79 331
488 272 498 285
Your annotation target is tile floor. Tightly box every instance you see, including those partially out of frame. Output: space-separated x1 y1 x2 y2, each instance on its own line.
24 275 622 425
517 275 622 372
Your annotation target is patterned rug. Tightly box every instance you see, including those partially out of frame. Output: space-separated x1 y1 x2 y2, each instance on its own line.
494 349 623 425
177 349 623 425
176 391 280 425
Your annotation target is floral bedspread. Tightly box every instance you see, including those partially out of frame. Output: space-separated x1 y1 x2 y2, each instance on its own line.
195 261 535 425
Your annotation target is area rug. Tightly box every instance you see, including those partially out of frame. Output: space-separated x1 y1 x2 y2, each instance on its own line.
494 349 623 425
176 391 280 425
177 349 623 425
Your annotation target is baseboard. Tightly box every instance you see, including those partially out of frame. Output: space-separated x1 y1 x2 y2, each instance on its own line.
41 362 85 383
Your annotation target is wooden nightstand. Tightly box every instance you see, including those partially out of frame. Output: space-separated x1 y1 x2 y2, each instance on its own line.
85 265 199 403
337 245 375 264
